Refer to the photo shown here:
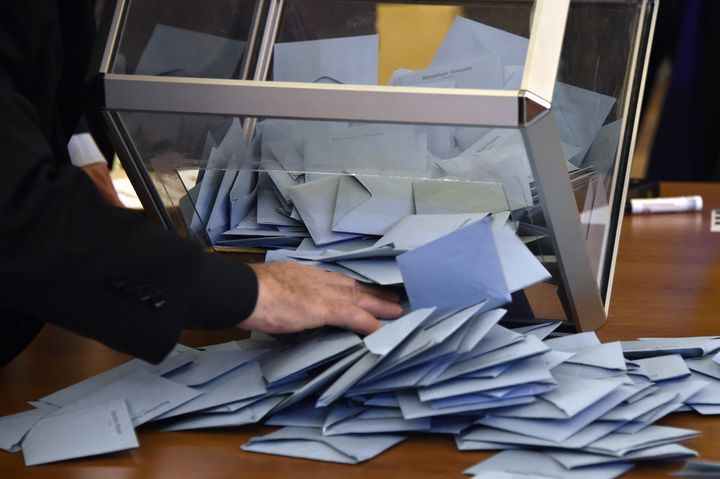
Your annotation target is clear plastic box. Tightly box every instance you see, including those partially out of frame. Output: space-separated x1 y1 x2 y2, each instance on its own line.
94 0 658 331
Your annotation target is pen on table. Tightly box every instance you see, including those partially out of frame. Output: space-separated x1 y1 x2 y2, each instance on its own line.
625 195 703 214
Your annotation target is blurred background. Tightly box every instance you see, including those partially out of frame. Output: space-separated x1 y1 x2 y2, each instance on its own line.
631 0 720 182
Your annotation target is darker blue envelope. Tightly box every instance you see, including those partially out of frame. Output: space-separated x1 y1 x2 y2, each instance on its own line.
396 218 510 313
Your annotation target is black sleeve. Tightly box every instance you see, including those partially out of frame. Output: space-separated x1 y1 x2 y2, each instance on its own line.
0 11 257 364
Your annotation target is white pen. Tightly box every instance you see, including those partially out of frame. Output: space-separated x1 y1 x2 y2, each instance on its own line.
627 195 703 214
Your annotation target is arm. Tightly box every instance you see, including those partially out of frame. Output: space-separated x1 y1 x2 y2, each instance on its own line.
0 54 256 363
0 4 401 365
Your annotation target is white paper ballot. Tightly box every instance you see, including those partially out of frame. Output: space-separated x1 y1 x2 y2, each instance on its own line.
22 400 138 466
0 409 44 453
242 426 405 464
273 35 379 85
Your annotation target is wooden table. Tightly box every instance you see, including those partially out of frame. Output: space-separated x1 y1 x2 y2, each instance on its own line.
2 182 719 478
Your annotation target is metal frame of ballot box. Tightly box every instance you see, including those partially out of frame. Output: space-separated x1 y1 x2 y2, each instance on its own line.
92 0 658 333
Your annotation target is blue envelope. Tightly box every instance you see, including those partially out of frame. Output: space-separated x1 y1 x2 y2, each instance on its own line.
135 24 246 79
288 176 360 246
273 35 379 85
242 426 405 464
332 175 415 236
431 16 528 68
397 218 510 313
22 400 139 466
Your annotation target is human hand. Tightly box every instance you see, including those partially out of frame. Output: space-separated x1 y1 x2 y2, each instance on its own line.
240 262 404 335
80 162 124 208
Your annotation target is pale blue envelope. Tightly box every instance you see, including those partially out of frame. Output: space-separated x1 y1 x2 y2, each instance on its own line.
260 331 362 385
288 176 360 246
242 426 405 464
22 400 138 466
464 450 633 479
273 35 379 85
397 219 510 313
332 175 414 236
135 24 246 79
0 409 44 453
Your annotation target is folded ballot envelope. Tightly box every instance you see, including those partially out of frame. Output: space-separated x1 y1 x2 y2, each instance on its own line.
331 175 414 236
242 426 405 464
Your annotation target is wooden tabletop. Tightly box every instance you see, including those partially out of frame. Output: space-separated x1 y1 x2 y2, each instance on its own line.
2 181 719 478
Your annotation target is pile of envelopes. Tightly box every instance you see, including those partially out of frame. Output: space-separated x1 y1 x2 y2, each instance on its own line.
180 15 616 269
3 215 720 479
1 17 701 479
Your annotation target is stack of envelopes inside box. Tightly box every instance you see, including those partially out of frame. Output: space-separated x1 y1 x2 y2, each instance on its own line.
181 15 616 280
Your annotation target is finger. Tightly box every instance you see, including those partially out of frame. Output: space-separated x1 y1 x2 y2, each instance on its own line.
317 269 358 288
322 301 384 335
343 286 404 319
355 282 402 303
321 283 404 319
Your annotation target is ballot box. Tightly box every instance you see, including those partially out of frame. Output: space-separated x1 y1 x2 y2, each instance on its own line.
94 0 658 332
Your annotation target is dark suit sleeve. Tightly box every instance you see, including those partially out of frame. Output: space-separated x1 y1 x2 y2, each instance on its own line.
0 46 257 365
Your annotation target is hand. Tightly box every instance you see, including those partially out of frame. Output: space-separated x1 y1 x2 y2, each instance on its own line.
241 262 404 335
80 162 124 208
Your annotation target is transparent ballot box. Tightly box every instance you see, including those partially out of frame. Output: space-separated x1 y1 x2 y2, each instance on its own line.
95 0 658 332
